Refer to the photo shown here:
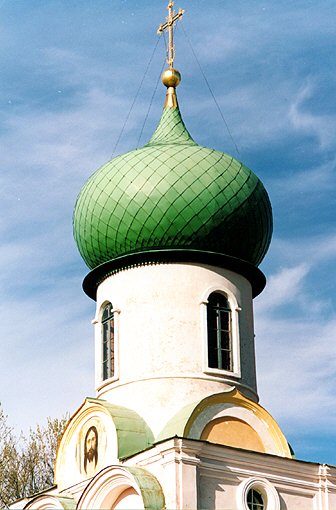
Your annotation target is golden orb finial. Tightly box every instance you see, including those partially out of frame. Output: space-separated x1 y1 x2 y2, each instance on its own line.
162 68 181 88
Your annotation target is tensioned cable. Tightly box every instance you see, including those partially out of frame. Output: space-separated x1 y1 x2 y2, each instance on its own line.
180 22 240 156
136 29 171 148
136 55 167 148
110 37 161 158
136 24 184 148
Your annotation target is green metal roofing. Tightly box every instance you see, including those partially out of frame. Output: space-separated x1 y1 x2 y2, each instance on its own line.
85 398 154 460
146 105 197 146
73 98 272 270
125 467 165 510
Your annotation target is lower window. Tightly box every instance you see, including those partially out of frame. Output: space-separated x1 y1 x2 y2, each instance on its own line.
247 488 265 510
237 477 280 510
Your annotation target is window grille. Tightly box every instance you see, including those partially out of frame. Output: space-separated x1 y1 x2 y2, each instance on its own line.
247 488 265 510
207 292 232 371
102 303 114 380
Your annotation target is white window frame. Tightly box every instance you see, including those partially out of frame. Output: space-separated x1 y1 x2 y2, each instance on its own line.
101 302 115 381
201 286 241 378
237 477 280 510
92 301 120 387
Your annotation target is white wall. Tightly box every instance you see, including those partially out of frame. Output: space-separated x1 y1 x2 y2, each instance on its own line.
92 262 257 437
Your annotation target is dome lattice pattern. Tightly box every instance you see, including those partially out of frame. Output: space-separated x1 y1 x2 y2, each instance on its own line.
74 101 272 270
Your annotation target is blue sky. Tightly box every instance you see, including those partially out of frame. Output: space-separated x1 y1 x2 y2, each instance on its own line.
1 0 336 465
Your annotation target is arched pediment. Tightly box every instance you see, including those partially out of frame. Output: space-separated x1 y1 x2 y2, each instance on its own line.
77 465 165 510
55 398 154 491
24 495 76 510
157 388 291 457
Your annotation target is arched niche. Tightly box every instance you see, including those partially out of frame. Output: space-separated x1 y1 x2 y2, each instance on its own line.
24 495 76 510
201 416 265 453
77 465 165 510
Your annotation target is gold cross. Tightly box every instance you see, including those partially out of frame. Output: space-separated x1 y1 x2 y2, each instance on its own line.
157 1 184 69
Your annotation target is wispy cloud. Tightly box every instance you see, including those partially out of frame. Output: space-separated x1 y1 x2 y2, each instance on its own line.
270 157 336 199
289 82 336 149
256 263 310 313
268 234 336 268
1 0 336 466
255 234 336 442
0 284 93 433
256 313 336 432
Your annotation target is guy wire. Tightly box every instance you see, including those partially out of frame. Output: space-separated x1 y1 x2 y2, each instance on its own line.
137 56 167 148
111 36 161 158
180 22 240 156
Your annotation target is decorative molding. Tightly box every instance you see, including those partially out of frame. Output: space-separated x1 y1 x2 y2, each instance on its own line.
82 249 266 300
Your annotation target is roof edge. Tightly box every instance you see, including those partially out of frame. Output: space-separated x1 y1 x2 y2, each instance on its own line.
82 249 266 300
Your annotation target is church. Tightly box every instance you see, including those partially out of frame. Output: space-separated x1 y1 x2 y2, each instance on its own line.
19 3 336 509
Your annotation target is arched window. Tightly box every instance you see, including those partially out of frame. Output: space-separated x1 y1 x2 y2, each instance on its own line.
102 303 114 380
207 292 233 371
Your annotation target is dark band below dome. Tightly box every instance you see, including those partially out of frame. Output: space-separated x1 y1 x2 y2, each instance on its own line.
82 249 266 300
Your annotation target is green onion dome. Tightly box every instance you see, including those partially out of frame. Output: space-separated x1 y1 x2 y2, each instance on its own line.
73 87 272 286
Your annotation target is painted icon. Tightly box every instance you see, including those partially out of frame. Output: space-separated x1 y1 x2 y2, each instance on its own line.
83 425 98 476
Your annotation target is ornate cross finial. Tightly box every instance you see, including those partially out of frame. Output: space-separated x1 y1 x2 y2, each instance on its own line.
157 1 184 69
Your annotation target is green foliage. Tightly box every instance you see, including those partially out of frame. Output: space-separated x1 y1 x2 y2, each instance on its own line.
0 404 67 507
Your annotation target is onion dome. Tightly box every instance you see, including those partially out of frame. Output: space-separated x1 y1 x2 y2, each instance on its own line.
73 73 272 298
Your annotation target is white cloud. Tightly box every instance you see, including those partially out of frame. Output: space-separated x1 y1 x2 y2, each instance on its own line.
256 264 310 313
269 234 336 268
270 157 336 199
256 313 336 433
40 47 109 88
289 83 336 149
255 234 336 438
0 278 94 434
1 0 335 466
